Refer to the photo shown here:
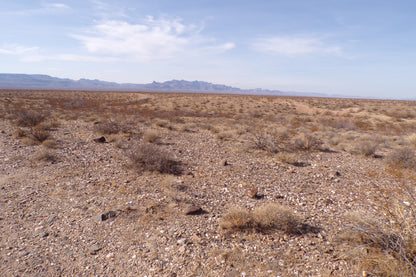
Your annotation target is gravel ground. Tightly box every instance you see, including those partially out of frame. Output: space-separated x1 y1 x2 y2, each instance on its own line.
0 91 411 276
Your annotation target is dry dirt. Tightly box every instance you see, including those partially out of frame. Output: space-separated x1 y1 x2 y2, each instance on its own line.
0 90 416 276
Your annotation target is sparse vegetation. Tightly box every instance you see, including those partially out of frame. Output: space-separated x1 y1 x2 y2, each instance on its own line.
293 133 323 151
29 126 50 143
221 203 302 234
94 120 120 135
342 179 416 276
143 129 161 143
2 90 416 276
353 140 379 157
387 147 416 168
250 133 279 153
14 110 46 127
129 143 183 175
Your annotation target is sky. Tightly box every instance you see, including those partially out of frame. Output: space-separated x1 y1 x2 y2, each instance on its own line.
1 0 416 99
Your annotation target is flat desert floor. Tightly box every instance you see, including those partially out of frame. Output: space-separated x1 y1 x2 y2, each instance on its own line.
1 90 416 276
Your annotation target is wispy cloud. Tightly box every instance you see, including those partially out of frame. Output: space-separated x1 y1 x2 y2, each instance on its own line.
72 17 235 62
252 36 342 56
2 2 70 16
89 0 127 19
0 44 39 55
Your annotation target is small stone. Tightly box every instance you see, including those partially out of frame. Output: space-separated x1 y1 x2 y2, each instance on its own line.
184 205 204 215
94 210 120 222
177 238 187 245
106 253 114 259
93 136 106 143
89 244 102 255
248 188 258 198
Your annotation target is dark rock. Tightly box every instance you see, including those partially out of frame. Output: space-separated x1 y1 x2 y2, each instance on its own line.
94 210 121 222
184 205 204 215
93 136 106 143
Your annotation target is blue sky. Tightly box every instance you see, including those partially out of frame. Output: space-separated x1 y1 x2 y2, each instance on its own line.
1 0 415 98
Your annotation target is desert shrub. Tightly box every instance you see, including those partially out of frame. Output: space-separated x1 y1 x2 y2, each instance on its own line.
42 139 57 149
94 120 120 135
162 176 188 202
293 133 323 151
14 110 45 127
250 133 279 153
343 206 416 275
30 127 50 143
220 207 252 231
143 129 161 143
275 152 300 166
354 140 379 157
220 203 301 234
386 147 416 169
36 150 58 163
407 134 416 147
252 203 300 234
217 130 234 141
129 143 183 175
13 128 28 138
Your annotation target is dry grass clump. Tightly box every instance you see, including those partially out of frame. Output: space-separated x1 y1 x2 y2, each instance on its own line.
143 129 161 143
220 203 301 234
129 143 183 175
341 178 416 276
42 139 58 149
13 128 28 139
94 120 120 135
30 127 50 143
386 147 416 169
250 133 279 153
275 152 301 166
407 134 416 147
293 133 323 151
36 150 58 163
353 140 379 157
343 210 416 276
217 130 235 141
14 110 46 127
162 176 188 202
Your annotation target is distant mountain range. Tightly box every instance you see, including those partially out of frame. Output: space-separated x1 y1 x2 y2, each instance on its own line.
0 73 331 97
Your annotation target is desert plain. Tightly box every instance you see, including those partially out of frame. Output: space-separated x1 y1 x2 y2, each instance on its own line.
1 90 416 276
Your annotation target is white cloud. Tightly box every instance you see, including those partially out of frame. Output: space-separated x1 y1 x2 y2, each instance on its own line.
72 17 234 62
2 2 70 16
45 3 70 10
21 54 119 63
0 44 39 55
252 36 341 56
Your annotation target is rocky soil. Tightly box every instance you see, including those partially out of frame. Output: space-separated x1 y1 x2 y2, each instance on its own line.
0 91 413 276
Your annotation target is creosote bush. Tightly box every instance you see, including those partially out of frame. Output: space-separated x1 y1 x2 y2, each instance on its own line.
30 127 50 143
129 143 183 175
293 133 323 151
94 120 120 135
143 129 161 143
220 203 301 234
341 180 416 276
386 147 416 169
14 110 46 127
250 133 279 153
354 140 378 157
